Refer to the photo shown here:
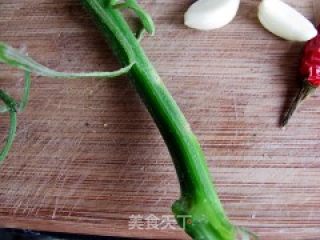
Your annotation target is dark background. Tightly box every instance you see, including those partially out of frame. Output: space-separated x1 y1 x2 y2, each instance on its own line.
0 229 135 240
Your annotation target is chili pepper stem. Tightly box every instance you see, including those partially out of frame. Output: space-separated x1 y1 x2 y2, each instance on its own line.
281 80 317 127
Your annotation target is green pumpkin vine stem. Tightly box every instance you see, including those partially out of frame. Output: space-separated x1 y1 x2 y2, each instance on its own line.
0 1 257 239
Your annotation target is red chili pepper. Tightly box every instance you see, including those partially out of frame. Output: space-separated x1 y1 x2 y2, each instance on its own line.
281 25 320 127
300 25 320 86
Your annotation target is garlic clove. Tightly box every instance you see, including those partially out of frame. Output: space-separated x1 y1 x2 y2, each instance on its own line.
258 0 318 42
184 0 240 31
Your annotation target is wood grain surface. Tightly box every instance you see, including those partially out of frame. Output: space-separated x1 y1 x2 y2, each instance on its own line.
0 1 319 239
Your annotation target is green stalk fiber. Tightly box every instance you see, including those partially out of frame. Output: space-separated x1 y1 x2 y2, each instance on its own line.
80 1 256 239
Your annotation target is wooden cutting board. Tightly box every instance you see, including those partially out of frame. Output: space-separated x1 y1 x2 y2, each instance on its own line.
0 0 319 239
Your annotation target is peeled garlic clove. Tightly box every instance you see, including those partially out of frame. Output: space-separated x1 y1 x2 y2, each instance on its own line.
184 0 240 31
258 0 318 41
